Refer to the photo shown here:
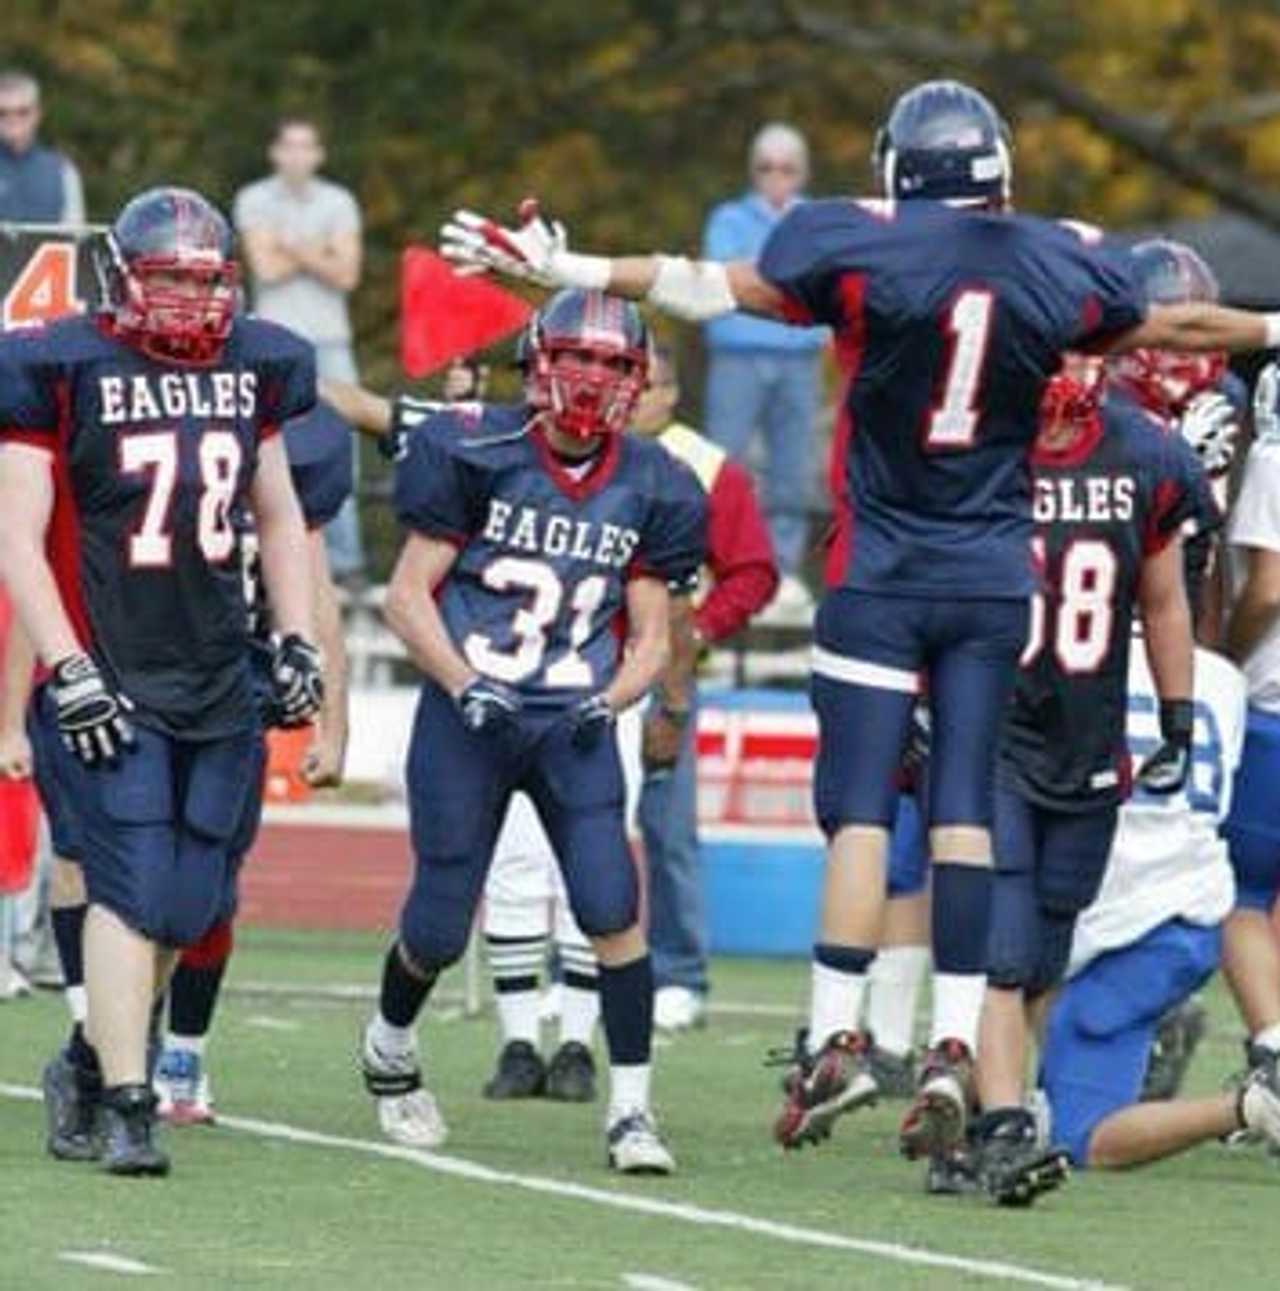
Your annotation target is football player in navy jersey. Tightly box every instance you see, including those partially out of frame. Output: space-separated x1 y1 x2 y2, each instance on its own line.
442 79 1280 1159
0 187 323 1175
356 289 705 1173
971 355 1202 1203
153 397 354 1126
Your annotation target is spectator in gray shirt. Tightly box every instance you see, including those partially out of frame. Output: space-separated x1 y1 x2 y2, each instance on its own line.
0 68 85 224
234 117 365 579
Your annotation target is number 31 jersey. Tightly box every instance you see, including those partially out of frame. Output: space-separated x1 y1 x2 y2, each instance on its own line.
0 313 314 738
394 404 707 707
1000 399 1205 811
757 199 1145 599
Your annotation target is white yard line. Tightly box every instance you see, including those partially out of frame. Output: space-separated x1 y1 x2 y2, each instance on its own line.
622 1275 700 1291
59 1252 162 1276
0 1083 1125 1291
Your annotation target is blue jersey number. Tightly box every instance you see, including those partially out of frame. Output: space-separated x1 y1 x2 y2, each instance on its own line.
1128 693 1226 816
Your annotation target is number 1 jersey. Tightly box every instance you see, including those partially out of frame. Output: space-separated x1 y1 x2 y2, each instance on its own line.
0 313 315 738
394 404 707 707
757 199 1145 599
1000 398 1207 811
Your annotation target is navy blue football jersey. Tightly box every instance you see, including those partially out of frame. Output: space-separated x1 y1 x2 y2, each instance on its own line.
282 400 354 530
1000 398 1201 811
758 199 1146 598
0 313 314 738
395 404 706 707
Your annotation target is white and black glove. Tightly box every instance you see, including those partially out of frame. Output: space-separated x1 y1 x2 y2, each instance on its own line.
270 633 325 728
440 198 607 290
1177 391 1239 477
569 693 616 750
456 676 522 735
51 653 135 766
1136 699 1193 795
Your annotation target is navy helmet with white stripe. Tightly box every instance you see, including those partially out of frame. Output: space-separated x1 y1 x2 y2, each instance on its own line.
872 80 1013 207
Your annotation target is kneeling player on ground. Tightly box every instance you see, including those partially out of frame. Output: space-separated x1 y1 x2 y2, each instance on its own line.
0 187 323 1175
356 290 706 1173
970 354 1202 1203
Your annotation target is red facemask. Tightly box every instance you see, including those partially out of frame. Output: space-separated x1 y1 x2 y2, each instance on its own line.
1040 356 1104 429
1110 348 1226 421
110 252 238 367
531 344 647 439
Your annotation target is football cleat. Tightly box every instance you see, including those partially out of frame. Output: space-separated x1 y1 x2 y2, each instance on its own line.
771 1028 878 1150
99 1084 170 1177
899 1037 975 1160
361 1022 448 1149
868 1045 918 1100
974 1109 1068 1207
1239 1048 1280 1151
42 1049 101 1162
545 1041 597 1103
607 1111 675 1175
653 986 706 1034
925 1145 981 1197
154 1048 216 1126
1141 999 1208 1102
482 1040 547 1100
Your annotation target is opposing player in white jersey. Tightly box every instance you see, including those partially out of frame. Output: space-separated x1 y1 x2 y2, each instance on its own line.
1032 643 1280 1170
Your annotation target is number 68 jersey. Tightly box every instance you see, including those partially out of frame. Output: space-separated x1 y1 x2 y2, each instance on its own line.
999 398 1208 811
0 313 314 738
394 404 707 707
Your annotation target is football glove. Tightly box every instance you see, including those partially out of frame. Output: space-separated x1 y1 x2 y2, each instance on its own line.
1177 390 1239 477
51 653 135 766
456 676 522 735
440 199 608 290
270 633 325 728
569 693 616 750
1136 699 1193 795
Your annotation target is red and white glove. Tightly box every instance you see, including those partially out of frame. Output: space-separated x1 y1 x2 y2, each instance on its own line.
439 198 609 290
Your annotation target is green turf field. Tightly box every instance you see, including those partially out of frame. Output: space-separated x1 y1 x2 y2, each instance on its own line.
2 928 1276 1290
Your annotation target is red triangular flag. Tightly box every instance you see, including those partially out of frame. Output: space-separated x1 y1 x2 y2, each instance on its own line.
399 247 533 378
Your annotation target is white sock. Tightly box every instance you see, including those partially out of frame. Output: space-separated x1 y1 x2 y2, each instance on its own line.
558 939 599 1047
929 972 987 1051
487 934 547 1047
495 988 541 1047
65 984 87 1025
370 1012 415 1055
809 961 868 1052
865 945 929 1055
1253 1022 1280 1054
167 1032 206 1057
608 1062 651 1122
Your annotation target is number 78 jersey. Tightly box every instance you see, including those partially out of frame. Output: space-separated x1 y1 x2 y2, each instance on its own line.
757 198 1145 599
1000 399 1205 811
394 404 707 706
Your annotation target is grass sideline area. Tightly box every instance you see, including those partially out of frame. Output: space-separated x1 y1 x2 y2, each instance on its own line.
0 927 1276 1290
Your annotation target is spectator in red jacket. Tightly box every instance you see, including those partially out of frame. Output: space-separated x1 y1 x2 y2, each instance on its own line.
633 346 778 1030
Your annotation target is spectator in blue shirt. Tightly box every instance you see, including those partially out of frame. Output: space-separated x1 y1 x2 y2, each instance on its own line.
0 69 84 224
702 123 825 617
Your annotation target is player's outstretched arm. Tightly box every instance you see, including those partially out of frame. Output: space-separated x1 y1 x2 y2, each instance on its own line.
1136 536 1195 794
439 200 787 322
0 445 82 667
604 576 671 716
383 531 475 697
318 378 392 437
301 531 349 788
1111 301 1280 355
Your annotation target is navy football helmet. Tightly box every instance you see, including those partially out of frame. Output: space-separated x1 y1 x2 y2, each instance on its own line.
95 186 238 366
521 289 650 439
1111 239 1225 418
872 80 1012 206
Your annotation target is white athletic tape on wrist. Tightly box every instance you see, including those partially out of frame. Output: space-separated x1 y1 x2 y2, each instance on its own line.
555 251 612 291
646 256 737 322
1264 313 1280 349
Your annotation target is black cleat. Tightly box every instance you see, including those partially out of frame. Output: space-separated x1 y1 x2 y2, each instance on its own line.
482 1040 547 1100
99 1085 170 1177
925 1144 982 1196
1141 999 1207 1102
545 1041 596 1103
974 1109 1068 1207
42 1049 101 1162
869 1045 917 1100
